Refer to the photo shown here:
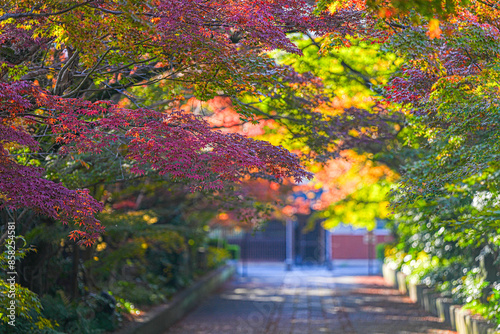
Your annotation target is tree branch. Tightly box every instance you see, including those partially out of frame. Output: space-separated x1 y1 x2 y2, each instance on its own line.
0 1 94 22
62 48 112 98
53 50 80 95
477 0 500 10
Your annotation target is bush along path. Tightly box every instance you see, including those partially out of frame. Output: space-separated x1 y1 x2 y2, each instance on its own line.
382 257 500 334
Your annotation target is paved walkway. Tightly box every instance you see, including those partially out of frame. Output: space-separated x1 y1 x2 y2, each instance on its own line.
165 263 456 334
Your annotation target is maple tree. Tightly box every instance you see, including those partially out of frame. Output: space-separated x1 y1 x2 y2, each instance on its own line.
272 34 402 229
144 34 404 230
309 0 500 233
0 3 357 328
317 0 500 325
0 0 360 245
330 0 500 237
1 0 495 253
2 0 498 328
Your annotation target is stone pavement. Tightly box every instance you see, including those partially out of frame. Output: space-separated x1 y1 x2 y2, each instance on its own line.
165 263 456 334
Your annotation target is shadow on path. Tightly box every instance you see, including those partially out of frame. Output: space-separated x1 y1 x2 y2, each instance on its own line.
165 263 456 334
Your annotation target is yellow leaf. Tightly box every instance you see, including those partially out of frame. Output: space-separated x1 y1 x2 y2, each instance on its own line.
378 7 394 18
428 19 442 39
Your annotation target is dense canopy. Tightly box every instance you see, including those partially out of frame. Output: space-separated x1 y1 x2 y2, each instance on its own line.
1 0 500 331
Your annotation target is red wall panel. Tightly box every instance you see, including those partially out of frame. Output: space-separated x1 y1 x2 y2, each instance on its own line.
331 235 393 259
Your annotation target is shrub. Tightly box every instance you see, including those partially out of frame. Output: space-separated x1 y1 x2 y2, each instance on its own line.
207 247 230 270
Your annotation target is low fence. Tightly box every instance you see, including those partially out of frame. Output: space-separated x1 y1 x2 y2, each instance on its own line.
382 264 499 334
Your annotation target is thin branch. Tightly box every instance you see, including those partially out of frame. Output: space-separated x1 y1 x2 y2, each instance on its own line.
303 31 322 50
477 0 500 10
53 50 80 95
97 57 157 75
82 174 149 189
384 21 410 30
0 1 94 22
464 48 482 72
62 48 112 98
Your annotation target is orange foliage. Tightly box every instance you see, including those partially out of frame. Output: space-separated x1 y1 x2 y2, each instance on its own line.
178 97 276 137
289 150 397 214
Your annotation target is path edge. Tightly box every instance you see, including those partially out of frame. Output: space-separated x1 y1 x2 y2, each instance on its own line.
121 263 236 334
382 263 499 334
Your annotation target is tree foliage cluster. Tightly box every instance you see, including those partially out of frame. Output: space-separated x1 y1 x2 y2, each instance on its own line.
326 0 500 325
0 1 387 331
1 0 500 331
